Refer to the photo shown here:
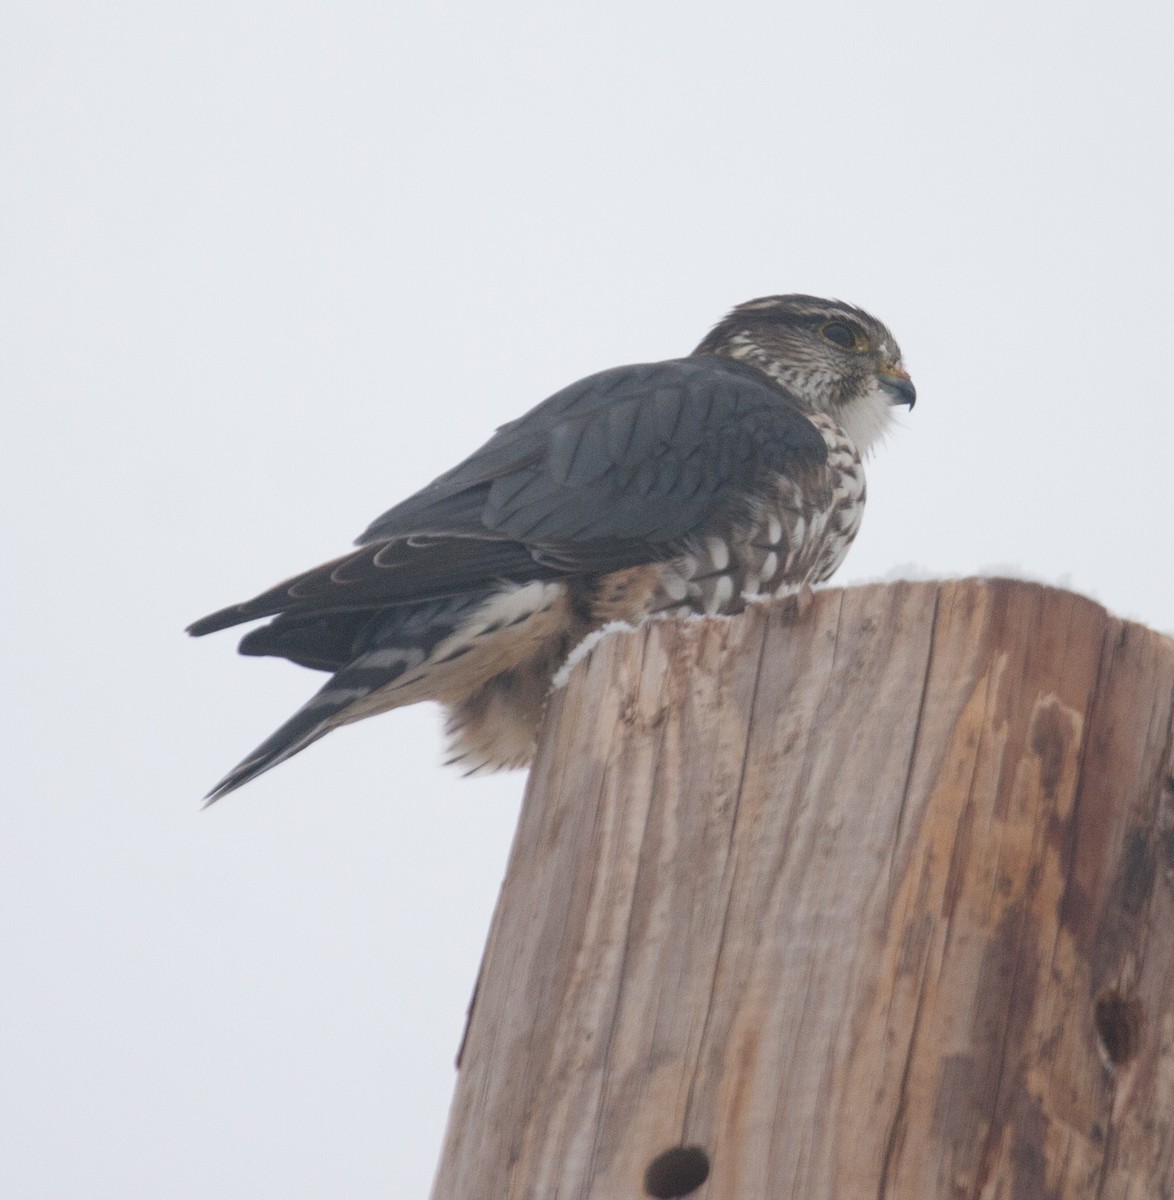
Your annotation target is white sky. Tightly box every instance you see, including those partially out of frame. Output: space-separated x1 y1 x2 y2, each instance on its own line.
3 1 1173 1196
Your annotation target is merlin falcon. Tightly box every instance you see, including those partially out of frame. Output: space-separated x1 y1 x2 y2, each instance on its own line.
189 294 914 800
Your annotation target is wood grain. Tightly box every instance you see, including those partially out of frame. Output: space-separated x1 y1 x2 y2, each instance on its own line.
431 579 1174 1200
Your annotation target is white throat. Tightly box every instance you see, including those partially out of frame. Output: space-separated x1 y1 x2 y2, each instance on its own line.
836 383 898 458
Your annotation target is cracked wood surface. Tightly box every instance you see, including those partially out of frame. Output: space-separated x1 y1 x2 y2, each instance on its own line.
430 579 1174 1200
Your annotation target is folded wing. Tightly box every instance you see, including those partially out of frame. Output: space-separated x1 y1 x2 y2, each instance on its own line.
187 355 827 656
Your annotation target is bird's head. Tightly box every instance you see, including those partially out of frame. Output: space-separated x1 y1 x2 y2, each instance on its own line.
694 294 915 456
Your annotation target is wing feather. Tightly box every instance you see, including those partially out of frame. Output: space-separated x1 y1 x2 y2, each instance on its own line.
187 355 826 644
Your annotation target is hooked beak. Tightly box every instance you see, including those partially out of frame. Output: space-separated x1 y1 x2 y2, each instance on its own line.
878 365 916 409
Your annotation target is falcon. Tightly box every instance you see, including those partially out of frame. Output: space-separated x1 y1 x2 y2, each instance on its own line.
189 294 914 801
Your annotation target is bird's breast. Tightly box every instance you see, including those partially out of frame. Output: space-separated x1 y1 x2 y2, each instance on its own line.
592 424 867 625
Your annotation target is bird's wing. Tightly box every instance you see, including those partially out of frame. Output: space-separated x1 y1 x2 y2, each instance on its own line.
358 355 826 548
187 356 826 637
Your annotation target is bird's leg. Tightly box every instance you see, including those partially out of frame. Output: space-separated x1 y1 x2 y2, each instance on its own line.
775 583 815 625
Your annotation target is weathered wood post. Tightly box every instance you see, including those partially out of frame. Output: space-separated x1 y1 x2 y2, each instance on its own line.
431 579 1174 1199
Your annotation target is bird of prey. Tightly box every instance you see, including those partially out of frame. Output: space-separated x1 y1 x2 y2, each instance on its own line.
189 294 914 801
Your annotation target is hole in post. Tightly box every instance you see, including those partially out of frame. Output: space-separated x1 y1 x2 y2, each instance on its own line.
644 1145 709 1198
1093 990 1142 1066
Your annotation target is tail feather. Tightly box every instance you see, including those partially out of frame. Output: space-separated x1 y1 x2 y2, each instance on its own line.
203 648 438 803
201 600 482 802
203 716 332 805
199 583 568 802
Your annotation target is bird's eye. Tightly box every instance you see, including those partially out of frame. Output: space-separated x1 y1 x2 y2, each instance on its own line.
820 321 862 350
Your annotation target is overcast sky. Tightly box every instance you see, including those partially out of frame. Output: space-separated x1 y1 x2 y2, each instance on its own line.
4 2 1173 1197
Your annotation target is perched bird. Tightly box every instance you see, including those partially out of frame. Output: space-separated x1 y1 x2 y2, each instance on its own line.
189 294 914 801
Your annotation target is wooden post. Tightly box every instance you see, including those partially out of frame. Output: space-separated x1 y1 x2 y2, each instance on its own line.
431 579 1174 1199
